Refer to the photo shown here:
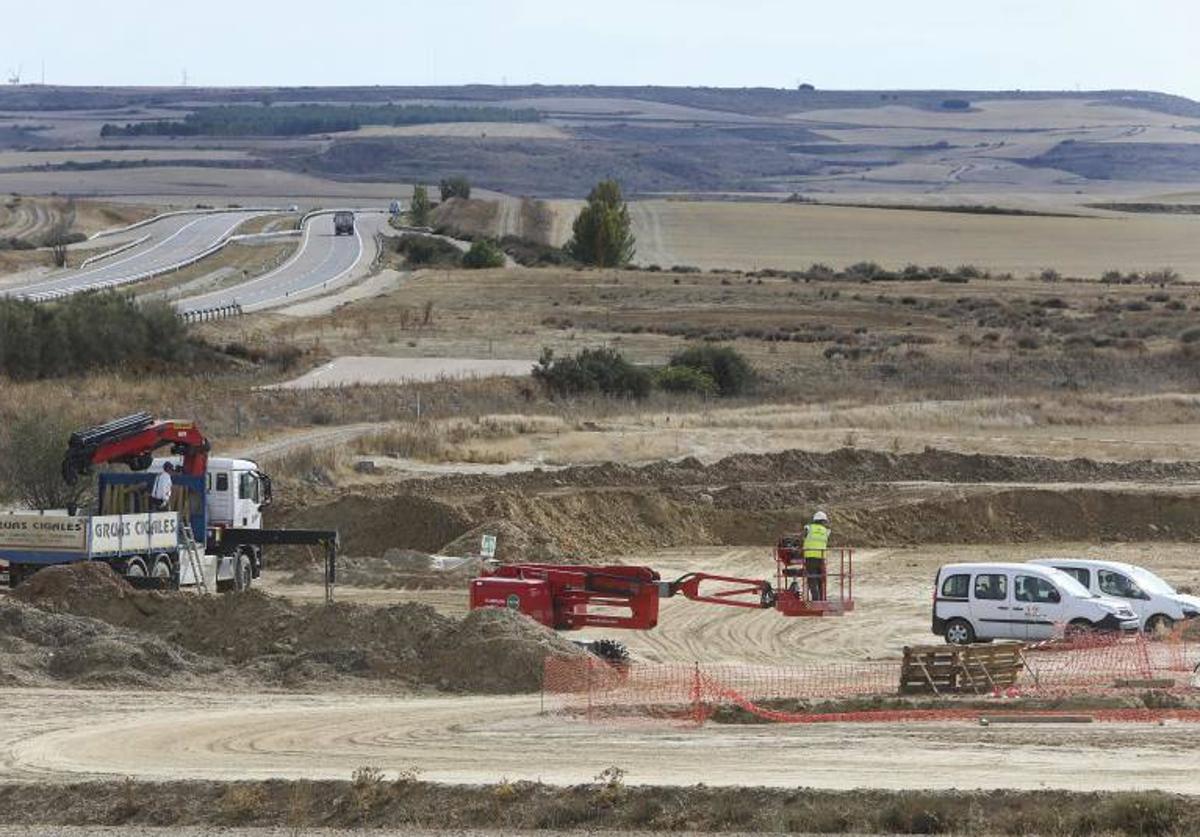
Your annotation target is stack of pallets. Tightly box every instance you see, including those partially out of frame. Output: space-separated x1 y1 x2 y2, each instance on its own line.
900 642 1026 695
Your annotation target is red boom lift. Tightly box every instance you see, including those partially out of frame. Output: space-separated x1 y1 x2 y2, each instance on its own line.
470 540 853 634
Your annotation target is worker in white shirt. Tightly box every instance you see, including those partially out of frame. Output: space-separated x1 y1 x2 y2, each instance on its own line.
151 463 175 511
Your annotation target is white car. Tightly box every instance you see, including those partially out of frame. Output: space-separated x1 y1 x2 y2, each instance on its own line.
933 562 1140 644
1028 558 1200 634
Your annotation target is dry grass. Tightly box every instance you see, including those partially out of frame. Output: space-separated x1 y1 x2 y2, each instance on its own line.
626 199 1200 278
0 778 1194 834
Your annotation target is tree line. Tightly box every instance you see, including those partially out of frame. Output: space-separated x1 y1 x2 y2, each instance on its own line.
101 103 541 138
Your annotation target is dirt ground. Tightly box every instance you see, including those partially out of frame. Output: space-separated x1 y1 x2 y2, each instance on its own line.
3 685 1200 792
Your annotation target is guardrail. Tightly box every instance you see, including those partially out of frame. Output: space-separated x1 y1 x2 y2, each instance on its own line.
78 234 151 268
181 302 243 323
89 206 292 240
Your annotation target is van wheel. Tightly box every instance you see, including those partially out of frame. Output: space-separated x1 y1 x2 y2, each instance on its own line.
944 618 975 645
1146 614 1174 635
1066 618 1093 638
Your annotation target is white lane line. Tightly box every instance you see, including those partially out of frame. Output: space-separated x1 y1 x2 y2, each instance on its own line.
244 223 362 310
178 217 319 310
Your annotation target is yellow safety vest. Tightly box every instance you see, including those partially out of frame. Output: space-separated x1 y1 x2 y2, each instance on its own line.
803 523 829 560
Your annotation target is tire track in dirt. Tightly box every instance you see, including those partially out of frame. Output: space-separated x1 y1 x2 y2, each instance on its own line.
5 687 1200 791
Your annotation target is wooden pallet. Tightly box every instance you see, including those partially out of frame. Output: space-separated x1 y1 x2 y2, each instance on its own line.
900 642 1027 695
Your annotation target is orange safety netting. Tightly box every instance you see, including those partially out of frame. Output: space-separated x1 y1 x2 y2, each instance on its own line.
544 633 1200 726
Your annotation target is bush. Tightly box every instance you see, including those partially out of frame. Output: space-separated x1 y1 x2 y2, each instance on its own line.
655 365 718 396
461 238 505 269
0 291 190 381
532 347 652 399
393 233 461 267
439 176 471 201
668 346 754 397
941 98 971 110
0 410 91 509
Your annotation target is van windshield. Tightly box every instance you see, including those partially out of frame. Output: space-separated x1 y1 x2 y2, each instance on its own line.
1041 568 1092 598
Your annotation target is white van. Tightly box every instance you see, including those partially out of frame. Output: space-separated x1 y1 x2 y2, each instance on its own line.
932 562 1139 644
1028 559 1200 634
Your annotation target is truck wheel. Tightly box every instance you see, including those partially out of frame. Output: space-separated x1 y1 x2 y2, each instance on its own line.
151 555 174 588
234 553 253 592
944 618 975 645
124 557 148 579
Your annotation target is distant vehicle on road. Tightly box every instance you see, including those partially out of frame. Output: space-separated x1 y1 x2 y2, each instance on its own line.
389 200 403 216
333 211 355 236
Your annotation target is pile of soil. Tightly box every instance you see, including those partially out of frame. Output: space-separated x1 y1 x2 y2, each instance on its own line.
440 519 564 563
14 563 583 692
270 492 472 559
0 596 222 689
364 447 1200 498
273 447 1200 564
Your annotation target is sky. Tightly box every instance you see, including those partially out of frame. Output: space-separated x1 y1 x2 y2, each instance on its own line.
1 0 1198 98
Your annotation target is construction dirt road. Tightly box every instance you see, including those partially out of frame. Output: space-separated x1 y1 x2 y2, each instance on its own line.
4 686 1200 792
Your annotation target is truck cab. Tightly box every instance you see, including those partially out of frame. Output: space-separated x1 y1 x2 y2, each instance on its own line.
148 456 271 580
333 211 355 236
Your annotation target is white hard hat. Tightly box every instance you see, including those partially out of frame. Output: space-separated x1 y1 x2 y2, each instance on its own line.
812 511 829 524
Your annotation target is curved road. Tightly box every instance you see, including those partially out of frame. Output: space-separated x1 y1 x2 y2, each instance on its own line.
177 211 386 314
3 211 266 301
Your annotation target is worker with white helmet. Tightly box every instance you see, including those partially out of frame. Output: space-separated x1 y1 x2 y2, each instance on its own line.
802 510 831 601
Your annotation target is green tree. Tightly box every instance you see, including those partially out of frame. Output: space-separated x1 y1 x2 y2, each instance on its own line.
409 185 432 226
439 176 471 201
461 239 505 269
565 179 636 267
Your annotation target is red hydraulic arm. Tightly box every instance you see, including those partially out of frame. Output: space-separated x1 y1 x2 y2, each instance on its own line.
470 541 855 631
61 412 211 485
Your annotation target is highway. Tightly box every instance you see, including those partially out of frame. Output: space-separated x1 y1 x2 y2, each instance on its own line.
2 210 266 301
177 211 385 314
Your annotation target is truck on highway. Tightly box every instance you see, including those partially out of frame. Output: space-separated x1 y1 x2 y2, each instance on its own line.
0 413 337 593
333 211 355 236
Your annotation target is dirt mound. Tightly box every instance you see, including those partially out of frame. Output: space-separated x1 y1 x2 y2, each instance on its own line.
393 447 1200 498
269 492 472 561
440 519 564 563
0 596 221 689
13 561 580 692
425 608 585 693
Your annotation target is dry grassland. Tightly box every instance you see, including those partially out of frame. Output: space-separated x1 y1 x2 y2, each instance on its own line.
626 200 1200 276
790 99 1200 130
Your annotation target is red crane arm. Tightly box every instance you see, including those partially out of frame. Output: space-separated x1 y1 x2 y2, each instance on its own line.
62 412 211 484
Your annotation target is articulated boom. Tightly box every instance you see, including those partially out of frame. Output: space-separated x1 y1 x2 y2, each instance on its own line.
62 412 211 485
471 546 854 632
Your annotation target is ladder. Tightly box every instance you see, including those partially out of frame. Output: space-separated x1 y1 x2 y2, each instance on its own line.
180 521 208 595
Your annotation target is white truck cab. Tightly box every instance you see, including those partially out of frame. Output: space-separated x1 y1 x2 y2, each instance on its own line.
149 456 272 589
1028 558 1200 634
203 457 272 530
933 561 1139 644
